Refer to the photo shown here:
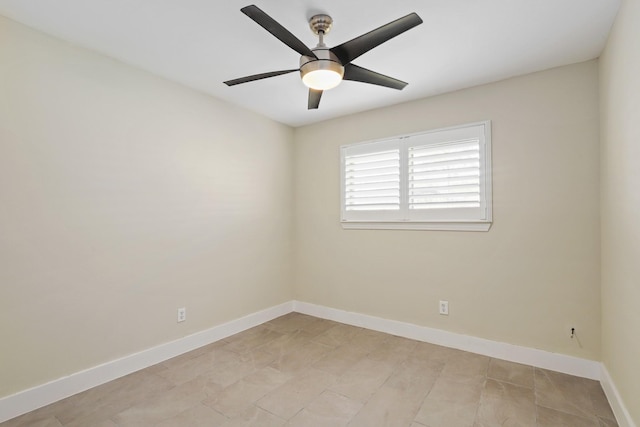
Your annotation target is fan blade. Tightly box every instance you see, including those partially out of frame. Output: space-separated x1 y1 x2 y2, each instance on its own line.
330 13 422 64
343 64 407 90
241 5 317 59
224 69 298 86
308 89 323 109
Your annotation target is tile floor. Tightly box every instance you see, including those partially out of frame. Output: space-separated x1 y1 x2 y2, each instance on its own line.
2 313 618 427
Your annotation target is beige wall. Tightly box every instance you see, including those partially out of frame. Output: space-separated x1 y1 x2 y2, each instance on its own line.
0 16 293 397
600 0 640 422
294 61 601 361
1 6 625 410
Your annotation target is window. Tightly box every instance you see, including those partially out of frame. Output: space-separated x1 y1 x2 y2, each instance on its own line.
341 121 492 231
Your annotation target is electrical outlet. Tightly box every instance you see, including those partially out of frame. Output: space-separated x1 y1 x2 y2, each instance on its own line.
439 300 449 315
177 307 186 323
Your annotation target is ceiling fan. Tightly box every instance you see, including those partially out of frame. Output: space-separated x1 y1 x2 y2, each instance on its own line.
224 5 423 110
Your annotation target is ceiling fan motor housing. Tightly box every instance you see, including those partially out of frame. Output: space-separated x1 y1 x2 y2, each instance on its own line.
299 48 345 83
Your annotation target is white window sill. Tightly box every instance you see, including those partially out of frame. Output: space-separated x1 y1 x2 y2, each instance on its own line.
341 221 492 232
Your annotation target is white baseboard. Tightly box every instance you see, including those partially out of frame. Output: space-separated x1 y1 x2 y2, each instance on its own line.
600 365 637 427
293 301 601 380
0 301 293 424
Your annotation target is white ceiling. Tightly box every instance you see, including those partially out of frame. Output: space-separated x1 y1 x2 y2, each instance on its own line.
0 0 620 127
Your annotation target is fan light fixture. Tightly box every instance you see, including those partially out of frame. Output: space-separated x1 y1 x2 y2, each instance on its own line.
299 16 344 91
300 59 344 90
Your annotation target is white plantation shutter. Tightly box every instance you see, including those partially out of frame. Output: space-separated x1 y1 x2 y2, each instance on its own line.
341 140 402 221
341 121 491 230
344 150 401 211
408 140 481 210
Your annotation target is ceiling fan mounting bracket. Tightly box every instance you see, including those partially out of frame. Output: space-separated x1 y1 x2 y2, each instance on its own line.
309 14 333 35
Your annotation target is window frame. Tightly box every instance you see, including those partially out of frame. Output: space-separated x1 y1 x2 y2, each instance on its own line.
340 121 492 231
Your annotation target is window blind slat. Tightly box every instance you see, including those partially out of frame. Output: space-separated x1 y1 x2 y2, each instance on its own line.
346 166 400 179
347 189 400 198
410 167 480 181
346 159 401 172
410 193 480 203
410 201 481 210
410 159 480 173
346 177 400 186
409 176 480 188
409 184 480 196
346 181 400 192
410 150 479 166
410 140 479 157
346 204 400 211
346 150 399 163
346 197 400 205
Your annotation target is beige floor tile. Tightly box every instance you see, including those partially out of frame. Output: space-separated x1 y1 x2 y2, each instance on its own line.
203 367 292 417
197 348 276 388
222 405 286 427
258 330 315 357
311 323 362 348
90 421 119 427
346 328 389 353
414 372 484 427
256 368 337 419
441 350 491 378
269 340 333 373
236 348 279 370
367 335 418 365
160 350 204 370
349 383 424 427
60 402 134 427
298 318 339 338
285 390 362 427
157 349 240 386
112 381 208 426
0 414 63 427
598 416 619 426
385 357 443 394
174 375 225 398
203 362 254 388
475 379 536 426
161 340 230 370
65 370 160 408
409 341 462 364
312 343 369 375
585 378 618 422
487 358 534 389
328 357 396 403
536 405 599 427
58 372 175 426
222 325 267 344
1 314 619 427
265 313 320 334
350 358 441 427
155 403 227 427
534 368 597 419
222 327 285 353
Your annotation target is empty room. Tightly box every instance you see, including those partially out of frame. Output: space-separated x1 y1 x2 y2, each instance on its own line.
0 0 638 426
